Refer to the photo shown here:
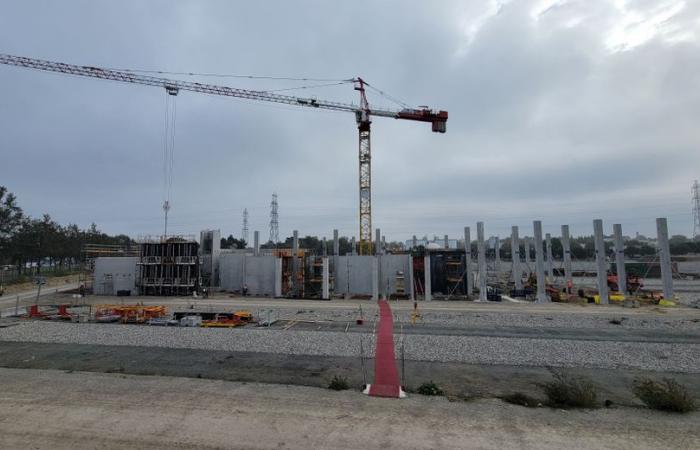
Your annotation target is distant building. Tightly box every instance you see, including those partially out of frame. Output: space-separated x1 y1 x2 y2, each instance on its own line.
405 235 459 249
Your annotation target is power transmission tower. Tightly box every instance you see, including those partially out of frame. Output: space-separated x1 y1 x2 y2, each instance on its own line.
693 180 700 239
269 193 279 244
242 208 249 245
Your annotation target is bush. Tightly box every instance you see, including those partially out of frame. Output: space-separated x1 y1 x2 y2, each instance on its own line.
540 369 599 408
501 392 540 408
328 375 349 391
416 381 444 396
633 378 696 413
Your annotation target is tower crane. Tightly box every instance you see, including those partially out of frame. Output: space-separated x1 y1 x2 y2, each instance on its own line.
0 53 447 254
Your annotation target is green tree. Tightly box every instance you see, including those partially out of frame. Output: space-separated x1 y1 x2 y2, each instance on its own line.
0 186 24 255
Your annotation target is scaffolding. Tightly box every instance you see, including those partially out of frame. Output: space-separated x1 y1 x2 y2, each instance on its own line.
136 236 200 296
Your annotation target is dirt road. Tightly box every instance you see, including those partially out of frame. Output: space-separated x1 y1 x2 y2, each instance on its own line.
0 368 696 450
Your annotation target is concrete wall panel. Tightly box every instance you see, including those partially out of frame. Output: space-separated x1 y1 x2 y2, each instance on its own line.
379 255 412 296
219 253 245 292
219 254 278 296
335 255 375 295
94 257 138 295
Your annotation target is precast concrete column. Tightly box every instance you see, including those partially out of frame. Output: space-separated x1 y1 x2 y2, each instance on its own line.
494 236 501 273
274 258 283 297
382 235 387 254
545 233 553 280
464 226 473 296
408 255 415 300
561 225 572 291
511 226 522 290
477 222 487 301
372 256 379 301
424 252 432 301
292 230 299 297
524 237 531 273
322 237 327 256
351 237 356 255
253 231 260 256
333 229 339 293
533 221 548 303
613 224 627 294
593 219 609 305
375 229 383 297
656 218 674 300
321 257 329 300
444 234 449 249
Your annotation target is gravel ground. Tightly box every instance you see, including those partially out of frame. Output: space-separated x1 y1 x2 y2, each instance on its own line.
2 321 699 372
195 305 700 333
184 305 700 331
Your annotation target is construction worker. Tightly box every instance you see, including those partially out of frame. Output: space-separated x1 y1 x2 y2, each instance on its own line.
242 283 248 296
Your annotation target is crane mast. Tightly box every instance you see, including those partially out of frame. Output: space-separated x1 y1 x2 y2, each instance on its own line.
0 53 447 254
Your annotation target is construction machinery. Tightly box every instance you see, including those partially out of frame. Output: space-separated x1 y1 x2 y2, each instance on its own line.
0 54 448 255
607 273 643 293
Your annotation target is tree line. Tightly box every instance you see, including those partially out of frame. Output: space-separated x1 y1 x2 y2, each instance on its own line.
0 186 133 274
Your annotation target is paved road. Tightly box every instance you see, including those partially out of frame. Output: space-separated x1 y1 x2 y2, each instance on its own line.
0 283 80 316
0 368 697 450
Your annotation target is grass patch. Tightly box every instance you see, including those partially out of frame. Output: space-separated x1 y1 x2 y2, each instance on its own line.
633 378 696 413
416 381 444 396
328 375 349 391
501 392 541 408
539 369 599 409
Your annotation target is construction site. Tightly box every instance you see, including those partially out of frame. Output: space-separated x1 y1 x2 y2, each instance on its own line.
2 35 700 449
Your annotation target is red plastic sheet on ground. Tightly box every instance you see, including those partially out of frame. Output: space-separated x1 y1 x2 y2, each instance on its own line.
368 300 401 398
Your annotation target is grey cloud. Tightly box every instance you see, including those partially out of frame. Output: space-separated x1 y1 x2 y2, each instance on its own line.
0 0 698 242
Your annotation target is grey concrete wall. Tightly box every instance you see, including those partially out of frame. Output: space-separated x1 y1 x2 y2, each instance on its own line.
378 254 412 296
678 261 700 275
219 253 278 296
334 255 411 296
94 257 138 295
244 256 278 296
335 255 375 295
219 253 246 292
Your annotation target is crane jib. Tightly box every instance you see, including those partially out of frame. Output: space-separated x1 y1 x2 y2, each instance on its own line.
0 53 447 131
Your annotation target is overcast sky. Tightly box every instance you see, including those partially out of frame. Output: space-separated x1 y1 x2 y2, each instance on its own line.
1 0 699 242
